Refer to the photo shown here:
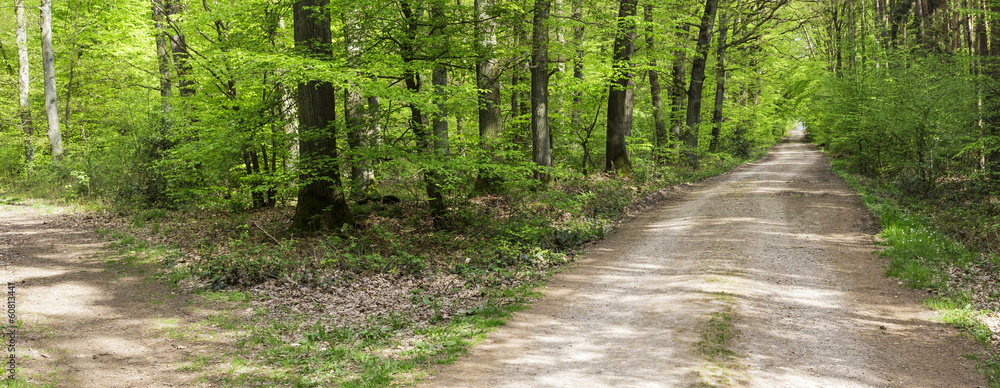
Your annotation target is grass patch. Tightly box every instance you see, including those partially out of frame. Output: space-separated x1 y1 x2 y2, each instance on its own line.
192 281 538 387
696 309 739 362
693 305 742 388
0 380 56 388
179 355 213 372
0 196 23 205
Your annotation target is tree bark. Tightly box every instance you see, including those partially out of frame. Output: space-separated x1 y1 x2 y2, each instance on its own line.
684 0 720 169
290 0 354 231
605 0 638 173
16 0 34 164
645 4 667 164
474 0 503 192
40 0 63 161
532 0 553 182
709 11 729 154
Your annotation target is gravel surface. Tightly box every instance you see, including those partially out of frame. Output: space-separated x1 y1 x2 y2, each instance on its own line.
420 130 987 387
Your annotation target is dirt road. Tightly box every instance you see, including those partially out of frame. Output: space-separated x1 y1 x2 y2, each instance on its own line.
0 207 228 387
420 130 987 387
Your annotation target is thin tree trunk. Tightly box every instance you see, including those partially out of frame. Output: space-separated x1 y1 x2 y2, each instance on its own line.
367 94 381 153
512 12 531 150
987 0 1000 182
531 0 553 182
669 25 691 150
400 0 448 225
645 4 667 164
63 0 84 129
571 0 592 173
244 149 266 207
474 0 503 192
571 0 584 132
605 0 638 173
400 0 427 166
975 0 987 171
282 83 299 170
709 11 728 154
153 0 173 117
290 0 354 231
684 0 720 169
168 1 195 97
889 0 913 48
16 0 34 164
269 16 298 171
428 0 449 225
345 8 374 197
40 0 62 161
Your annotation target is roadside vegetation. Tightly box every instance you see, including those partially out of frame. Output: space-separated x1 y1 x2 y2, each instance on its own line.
829 160 1000 387
802 0 1000 383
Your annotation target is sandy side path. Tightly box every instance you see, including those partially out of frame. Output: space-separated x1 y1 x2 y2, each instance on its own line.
0 207 232 387
419 130 986 387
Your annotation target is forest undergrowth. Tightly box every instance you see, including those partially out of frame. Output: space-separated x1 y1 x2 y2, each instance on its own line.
830 158 1000 385
1 150 763 386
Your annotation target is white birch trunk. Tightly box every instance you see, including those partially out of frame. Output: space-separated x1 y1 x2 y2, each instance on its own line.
16 0 34 163
40 0 62 161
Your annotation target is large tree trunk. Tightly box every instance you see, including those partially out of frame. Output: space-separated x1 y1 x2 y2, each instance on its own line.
684 0 720 169
474 0 503 192
645 4 667 164
16 0 33 164
290 0 354 231
40 0 62 161
531 0 553 182
605 0 638 173
709 11 729 154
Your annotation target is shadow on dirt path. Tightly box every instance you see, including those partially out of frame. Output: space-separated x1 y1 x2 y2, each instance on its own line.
419 130 987 387
0 206 235 387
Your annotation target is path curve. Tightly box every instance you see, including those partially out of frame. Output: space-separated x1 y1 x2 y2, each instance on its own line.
420 130 986 387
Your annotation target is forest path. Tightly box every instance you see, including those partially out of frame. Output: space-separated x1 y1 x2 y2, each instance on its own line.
419 130 987 387
0 206 231 387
